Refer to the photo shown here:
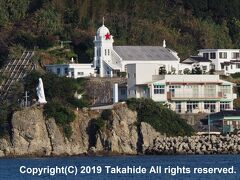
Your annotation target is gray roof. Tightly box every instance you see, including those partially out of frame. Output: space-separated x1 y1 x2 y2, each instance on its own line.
182 56 211 64
113 46 178 61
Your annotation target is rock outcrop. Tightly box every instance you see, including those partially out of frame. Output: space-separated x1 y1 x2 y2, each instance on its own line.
95 104 138 154
0 103 159 157
140 122 163 152
0 104 239 157
11 108 52 156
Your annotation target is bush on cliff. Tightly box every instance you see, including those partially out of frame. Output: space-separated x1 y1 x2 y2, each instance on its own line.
24 71 89 138
0 103 11 137
44 101 75 139
126 98 194 136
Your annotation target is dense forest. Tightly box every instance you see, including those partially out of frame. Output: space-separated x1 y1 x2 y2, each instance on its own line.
1 0 240 66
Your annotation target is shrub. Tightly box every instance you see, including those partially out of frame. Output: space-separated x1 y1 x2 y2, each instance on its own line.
117 72 127 77
126 98 194 136
183 68 191 74
36 35 54 49
44 101 75 138
231 72 240 79
64 124 73 139
92 118 106 131
0 103 11 137
101 109 112 121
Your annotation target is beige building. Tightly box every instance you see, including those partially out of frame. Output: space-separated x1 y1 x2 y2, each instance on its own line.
127 63 237 114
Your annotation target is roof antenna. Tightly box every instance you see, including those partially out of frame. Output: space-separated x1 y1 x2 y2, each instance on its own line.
102 17 105 26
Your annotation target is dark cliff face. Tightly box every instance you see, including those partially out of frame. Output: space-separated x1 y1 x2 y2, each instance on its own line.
0 103 161 157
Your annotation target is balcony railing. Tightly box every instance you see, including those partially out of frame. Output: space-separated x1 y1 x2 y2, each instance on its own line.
167 92 224 100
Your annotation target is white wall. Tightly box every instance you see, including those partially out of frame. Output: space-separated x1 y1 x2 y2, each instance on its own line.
127 64 137 98
122 60 180 74
148 75 236 113
198 49 240 74
46 64 95 78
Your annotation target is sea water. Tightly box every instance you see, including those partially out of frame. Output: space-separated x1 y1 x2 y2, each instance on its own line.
0 155 239 180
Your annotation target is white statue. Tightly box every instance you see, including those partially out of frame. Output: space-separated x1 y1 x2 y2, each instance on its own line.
36 78 47 104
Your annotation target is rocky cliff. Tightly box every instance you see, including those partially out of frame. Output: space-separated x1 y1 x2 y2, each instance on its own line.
0 103 239 157
0 103 162 157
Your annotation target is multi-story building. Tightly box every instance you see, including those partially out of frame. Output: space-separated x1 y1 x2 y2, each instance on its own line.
198 49 240 75
127 63 237 114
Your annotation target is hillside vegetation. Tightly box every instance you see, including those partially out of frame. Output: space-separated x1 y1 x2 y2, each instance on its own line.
0 0 240 66
127 98 194 136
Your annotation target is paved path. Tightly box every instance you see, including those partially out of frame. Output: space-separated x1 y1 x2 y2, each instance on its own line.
90 102 126 110
90 104 114 110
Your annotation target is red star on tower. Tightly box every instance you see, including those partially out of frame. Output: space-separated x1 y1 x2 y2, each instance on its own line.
105 33 111 40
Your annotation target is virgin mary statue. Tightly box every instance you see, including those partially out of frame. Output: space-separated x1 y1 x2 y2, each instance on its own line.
36 78 47 104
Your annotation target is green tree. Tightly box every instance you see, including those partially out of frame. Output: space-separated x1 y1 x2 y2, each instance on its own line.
127 98 194 136
35 6 63 35
0 0 8 26
5 0 30 21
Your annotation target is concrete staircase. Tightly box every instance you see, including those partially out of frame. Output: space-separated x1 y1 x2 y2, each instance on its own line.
0 50 35 103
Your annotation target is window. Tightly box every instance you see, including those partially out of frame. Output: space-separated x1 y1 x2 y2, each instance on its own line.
231 65 233 69
105 49 107 56
108 49 110 56
220 85 231 94
219 52 227 59
202 66 207 70
78 72 84 75
237 64 240 69
204 85 216 97
169 85 181 96
210 52 216 59
97 48 101 56
133 73 136 78
221 64 224 70
169 85 181 89
128 73 130 78
210 64 215 70
120 89 126 95
232 52 240 59
154 85 165 94
175 102 181 113
187 101 198 113
64 68 68 75
220 102 230 111
57 68 60 75
204 101 216 112
203 53 209 59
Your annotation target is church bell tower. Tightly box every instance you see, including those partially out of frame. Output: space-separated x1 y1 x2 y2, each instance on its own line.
93 18 114 77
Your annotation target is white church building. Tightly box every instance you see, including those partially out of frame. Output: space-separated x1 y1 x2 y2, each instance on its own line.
93 21 182 77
